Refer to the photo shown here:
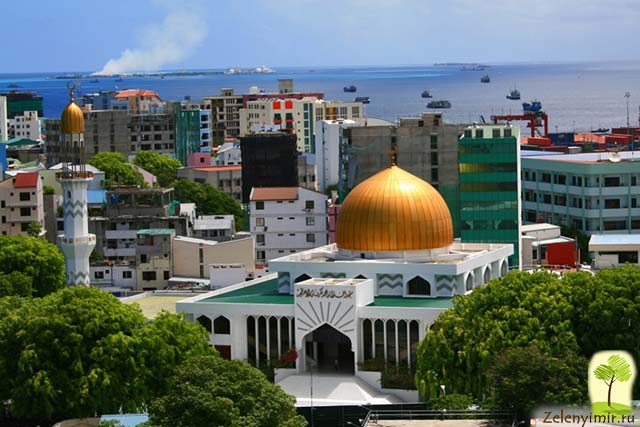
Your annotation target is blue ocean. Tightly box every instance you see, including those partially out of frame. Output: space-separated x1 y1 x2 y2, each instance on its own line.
2 62 640 132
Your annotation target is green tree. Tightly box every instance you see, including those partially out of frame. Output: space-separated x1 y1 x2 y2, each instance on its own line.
0 271 33 297
593 354 632 407
0 288 214 423
89 152 144 189
146 356 307 427
0 235 65 297
43 185 55 195
173 179 244 229
426 393 474 410
25 221 42 236
561 225 591 263
488 346 587 418
133 150 183 188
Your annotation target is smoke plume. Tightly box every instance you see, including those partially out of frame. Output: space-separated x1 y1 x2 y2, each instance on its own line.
97 3 206 75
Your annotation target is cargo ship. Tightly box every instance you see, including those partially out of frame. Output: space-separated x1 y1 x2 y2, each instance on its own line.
421 90 432 98
480 75 490 83
506 88 521 100
354 96 370 104
427 100 451 109
523 100 542 113
343 85 357 93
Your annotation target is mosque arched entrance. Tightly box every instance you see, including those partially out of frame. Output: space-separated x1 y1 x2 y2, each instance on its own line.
303 324 355 374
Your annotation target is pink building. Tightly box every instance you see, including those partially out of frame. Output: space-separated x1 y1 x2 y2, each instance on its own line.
187 152 212 167
328 203 341 244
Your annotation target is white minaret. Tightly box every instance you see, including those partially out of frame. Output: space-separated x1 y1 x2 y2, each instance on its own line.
56 84 96 286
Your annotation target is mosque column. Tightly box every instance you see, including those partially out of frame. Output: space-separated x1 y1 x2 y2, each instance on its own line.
277 317 282 359
266 317 271 362
371 321 376 359
394 320 399 365
383 320 388 364
406 320 411 367
254 316 260 364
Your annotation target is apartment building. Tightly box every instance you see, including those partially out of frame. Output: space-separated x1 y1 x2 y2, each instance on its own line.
249 187 328 265
0 96 8 141
193 215 236 241
0 172 45 236
8 111 41 141
522 151 640 235
177 165 243 202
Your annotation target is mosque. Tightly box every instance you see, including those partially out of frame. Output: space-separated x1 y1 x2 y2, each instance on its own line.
178 159 513 389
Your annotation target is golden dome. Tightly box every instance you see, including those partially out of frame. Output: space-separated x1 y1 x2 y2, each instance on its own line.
336 165 453 252
61 100 84 134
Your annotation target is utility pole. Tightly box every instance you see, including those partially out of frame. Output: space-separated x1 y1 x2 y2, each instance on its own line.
625 92 631 134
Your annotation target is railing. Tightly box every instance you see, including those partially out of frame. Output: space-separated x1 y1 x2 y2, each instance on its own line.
360 409 512 426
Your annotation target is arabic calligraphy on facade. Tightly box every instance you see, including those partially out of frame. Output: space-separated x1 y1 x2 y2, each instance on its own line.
295 287 354 299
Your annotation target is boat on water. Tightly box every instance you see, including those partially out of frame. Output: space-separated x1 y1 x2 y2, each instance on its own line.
421 90 432 98
522 100 542 113
343 85 357 93
427 100 451 109
114 78 123 82
506 88 521 100
354 96 370 104
480 75 490 83
89 79 99 83
7 83 19 88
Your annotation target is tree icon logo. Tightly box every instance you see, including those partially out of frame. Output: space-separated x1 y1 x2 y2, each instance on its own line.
589 351 636 416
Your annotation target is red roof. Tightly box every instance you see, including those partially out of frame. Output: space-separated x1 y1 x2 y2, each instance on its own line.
14 172 39 188
115 89 160 99
193 165 242 172
250 187 299 201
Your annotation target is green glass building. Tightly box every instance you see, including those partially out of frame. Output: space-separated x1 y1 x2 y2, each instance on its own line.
459 124 521 268
175 105 201 165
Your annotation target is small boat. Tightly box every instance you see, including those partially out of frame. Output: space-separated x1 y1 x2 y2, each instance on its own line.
427 100 451 109
343 85 357 93
480 75 490 83
354 96 370 104
89 79 99 83
114 77 123 82
421 90 433 98
522 100 542 113
7 83 19 88
506 88 521 100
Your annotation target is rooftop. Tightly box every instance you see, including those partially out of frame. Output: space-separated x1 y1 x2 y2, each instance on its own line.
13 172 39 188
194 215 234 230
136 228 175 236
590 234 640 246
201 276 453 308
121 293 192 318
87 189 106 204
1 137 39 146
115 89 160 99
525 151 640 164
191 165 242 172
250 187 299 201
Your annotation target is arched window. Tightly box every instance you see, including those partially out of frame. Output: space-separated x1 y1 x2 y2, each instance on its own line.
213 316 230 334
196 315 212 333
363 319 373 360
294 273 311 283
483 267 491 283
501 261 508 276
407 276 431 296
465 274 473 291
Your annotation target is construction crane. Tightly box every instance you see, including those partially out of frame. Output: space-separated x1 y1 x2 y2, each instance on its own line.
490 101 549 138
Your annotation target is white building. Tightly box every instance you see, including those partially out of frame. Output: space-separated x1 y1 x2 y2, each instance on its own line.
589 234 640 269
9 111 41 142
214 141 242 165
250 187 328 266
193 215 236 241
315 119 360 192
178 164 512 402
239 98 364 153
0 96 7 142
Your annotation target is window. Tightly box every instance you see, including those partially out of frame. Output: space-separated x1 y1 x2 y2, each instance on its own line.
541 173 551 183
604 177 620 187
164 271 170 280
431 168 439 182
475 129 484 138
122 271 132 279
554 195 566 206
492 128 501 138
430 134 438 150
306 233 315 243
431 153 438 166
603 220 627 230
633 176 638 186
142 271 157 281
256 234 265 244
605 199 621 209
0 201 4 208
19 192 30 201
256 217 265 226
256 250 265 260
463 129 472 138
306 217 315 226
20 207 31 216
255 201 264 210
197 315 212 333
554 174 566 185
407 276 431 296
214 316 231 334
94 271 104 279
305 200 314 209
504 127 512 137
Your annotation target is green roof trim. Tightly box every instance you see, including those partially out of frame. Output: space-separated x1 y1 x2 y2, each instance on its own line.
367 296 453 308
202 278 293 305
136 228 175 236
201 278 453 308
2 137 39 146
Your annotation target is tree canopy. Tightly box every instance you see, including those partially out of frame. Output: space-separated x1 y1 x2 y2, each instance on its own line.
174 179 244 229
416 266 640 406
145 356 307 427
133 150 183 188
0 287 215 423
0 235 65 297
89 152 144 189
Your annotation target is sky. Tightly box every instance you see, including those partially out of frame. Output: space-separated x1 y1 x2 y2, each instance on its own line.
3 0 640 73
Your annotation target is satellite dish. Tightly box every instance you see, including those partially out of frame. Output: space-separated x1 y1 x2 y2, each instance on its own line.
609 152 622 163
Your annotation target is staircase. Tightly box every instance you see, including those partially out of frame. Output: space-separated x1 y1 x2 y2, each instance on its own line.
277 373 402 407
